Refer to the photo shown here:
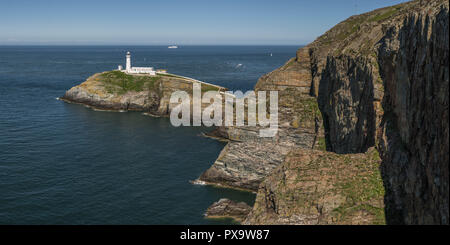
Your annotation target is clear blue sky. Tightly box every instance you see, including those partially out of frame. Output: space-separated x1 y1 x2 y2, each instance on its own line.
1 0 410 45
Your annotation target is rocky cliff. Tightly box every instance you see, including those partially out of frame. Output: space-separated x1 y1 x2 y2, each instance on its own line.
244 148 385 225
198 48 325 192
206 0 448 225
377 3 449 224
310 0 448 224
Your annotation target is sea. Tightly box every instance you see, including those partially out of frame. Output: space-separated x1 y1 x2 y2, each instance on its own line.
0 45 299 224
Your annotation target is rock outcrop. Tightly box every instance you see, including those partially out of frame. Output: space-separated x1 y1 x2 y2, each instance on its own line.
244 148 385 225
205 198 252 222
198 50 324 192
377 3 449 224
61 71 225 116
317 56 379 153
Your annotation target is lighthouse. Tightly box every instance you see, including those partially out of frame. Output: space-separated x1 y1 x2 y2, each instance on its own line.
126 51 131 72
119 51 156 75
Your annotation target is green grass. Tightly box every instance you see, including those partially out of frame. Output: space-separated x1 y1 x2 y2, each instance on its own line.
284 58 297 68
298 98 322 123
201 83 221 93
317 137 327 151
369 7 400 22
333 204 385 225
158 72 182 78
100 71 160 94
335 16 365 42
333 148 386 224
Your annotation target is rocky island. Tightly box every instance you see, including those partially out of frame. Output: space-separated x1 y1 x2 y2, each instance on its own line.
61 70 224 115
61 0 448 225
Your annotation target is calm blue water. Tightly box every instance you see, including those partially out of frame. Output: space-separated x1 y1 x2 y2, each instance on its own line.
0 45 298 224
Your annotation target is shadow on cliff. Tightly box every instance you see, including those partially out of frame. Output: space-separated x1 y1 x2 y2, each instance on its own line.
376 6 449 224
317 55 376 154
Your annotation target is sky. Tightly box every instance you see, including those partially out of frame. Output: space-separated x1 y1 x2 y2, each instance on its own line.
0 0 410 45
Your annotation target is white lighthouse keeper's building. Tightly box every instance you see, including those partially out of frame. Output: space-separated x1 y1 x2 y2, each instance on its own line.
118 51 156 75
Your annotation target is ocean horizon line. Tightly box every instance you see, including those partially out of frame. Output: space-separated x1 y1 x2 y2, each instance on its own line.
0 44 306 47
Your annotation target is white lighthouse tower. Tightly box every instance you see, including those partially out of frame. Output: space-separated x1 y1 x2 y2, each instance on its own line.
126 51 131 72
119 51 156 75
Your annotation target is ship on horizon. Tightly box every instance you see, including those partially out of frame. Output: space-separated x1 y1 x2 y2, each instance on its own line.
168 45 178 49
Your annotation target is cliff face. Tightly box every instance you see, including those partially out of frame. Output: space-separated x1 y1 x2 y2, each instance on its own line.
243 0 448 225
311 3 405 154
377 5 449 224
311 0 448 224
198 48 325 191
318 56 378 153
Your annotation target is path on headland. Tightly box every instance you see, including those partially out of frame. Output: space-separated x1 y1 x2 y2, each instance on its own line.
157 72 223 89
156 72 235 98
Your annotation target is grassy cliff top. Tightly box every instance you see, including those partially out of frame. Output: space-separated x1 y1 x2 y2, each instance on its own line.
307 0 448 58
94 70 223 95
99 71 161 94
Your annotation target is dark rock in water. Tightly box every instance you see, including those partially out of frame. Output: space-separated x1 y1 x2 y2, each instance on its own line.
205 198 252 222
